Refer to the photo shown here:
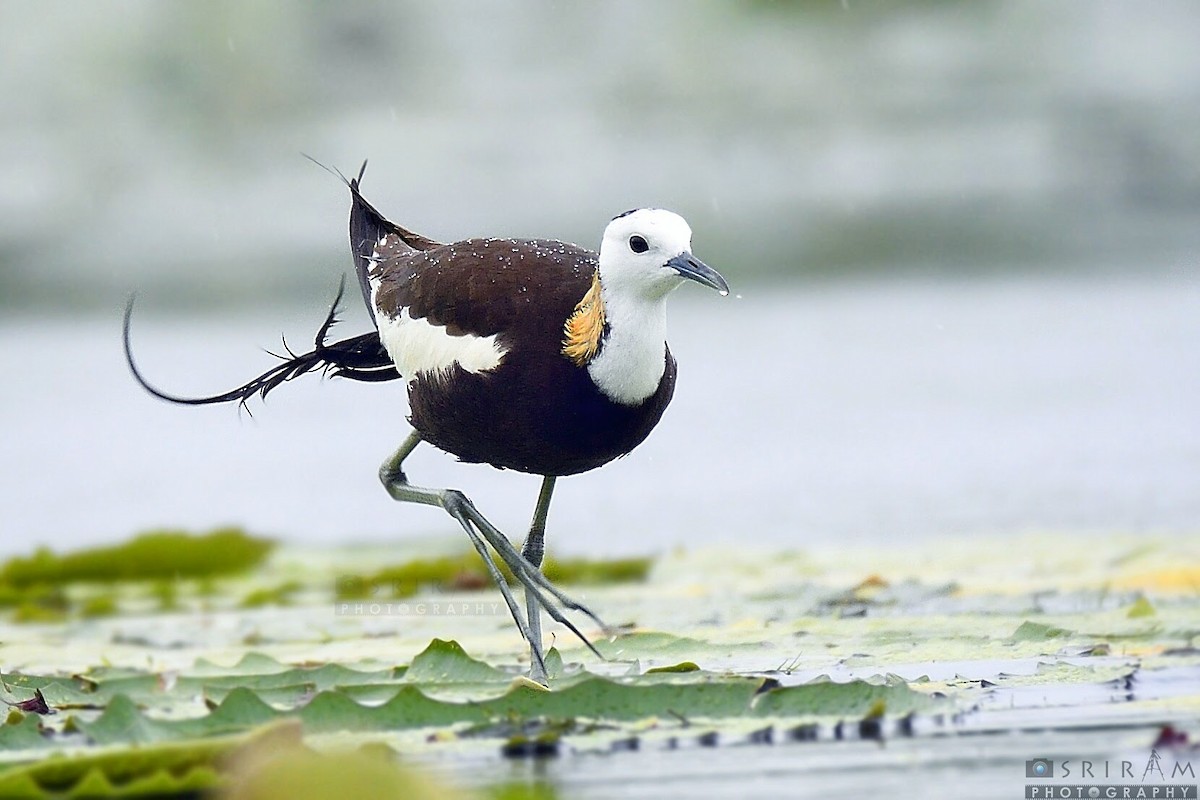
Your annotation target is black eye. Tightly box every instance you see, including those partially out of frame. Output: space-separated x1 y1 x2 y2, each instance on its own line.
628 235 649 253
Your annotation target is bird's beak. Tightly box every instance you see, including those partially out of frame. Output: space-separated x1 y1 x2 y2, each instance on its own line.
666 252 730 296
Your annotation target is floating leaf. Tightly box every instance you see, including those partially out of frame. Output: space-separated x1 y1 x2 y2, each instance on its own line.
403 639 509 684
1127 596 1156 618
71 695 176 745
0 721 294 797
190 652 292 677
1011 621 1074 642
596 632 718 660
0 711 50 751
646 661 701 674
198 662 399 693
752 679 936 717
57 662 941 748
0 529 1196 796
480 676 762 721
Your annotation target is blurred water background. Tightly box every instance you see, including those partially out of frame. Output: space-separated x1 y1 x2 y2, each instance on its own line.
1 1 1197 557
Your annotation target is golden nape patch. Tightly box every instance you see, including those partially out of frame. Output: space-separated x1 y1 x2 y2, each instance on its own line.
562 271 606 366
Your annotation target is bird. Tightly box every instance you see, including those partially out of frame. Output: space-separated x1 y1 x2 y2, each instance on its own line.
123 162 729 683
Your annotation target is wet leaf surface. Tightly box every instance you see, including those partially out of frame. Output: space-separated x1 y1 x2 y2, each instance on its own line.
0 530 1196 798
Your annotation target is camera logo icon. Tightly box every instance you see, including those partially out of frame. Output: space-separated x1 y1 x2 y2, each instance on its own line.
1026 758 1054 778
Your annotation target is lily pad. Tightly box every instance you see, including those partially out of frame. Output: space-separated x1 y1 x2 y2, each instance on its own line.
0 529 1196 798
402 639 509 684
1011 620 1074 642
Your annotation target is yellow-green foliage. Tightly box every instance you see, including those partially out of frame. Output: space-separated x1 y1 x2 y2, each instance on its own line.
240 581 303 609
485 784 561 800
1126 596 1156 618
221 737 462 800
150 580 179 611
541 555 652 585
6 584 70 623
335 553 652 600
0 583 66 610
79 594 119 618
0 528 274 587
10 602 68 624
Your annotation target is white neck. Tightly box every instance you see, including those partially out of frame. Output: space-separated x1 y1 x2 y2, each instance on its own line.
585 289 669 406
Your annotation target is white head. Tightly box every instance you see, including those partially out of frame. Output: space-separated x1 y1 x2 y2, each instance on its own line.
581 208 728 407
597 209 728 300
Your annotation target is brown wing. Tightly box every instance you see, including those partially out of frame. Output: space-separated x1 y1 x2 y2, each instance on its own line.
373 237 599 351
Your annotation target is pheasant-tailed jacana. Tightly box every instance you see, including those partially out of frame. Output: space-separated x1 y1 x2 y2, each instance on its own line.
123 164 729 683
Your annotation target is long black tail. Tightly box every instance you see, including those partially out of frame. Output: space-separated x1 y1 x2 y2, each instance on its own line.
123 277 400 411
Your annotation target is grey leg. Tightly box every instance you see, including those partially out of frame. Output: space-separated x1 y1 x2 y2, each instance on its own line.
521 475 555 683
378 433 606 683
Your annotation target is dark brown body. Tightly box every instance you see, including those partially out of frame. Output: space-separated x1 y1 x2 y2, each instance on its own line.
356 202 677 477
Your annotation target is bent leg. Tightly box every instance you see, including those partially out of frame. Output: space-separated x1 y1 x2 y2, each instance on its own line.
378 433 605 683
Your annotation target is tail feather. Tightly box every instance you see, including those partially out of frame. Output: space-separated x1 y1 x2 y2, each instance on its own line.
121 158 424 411
123 276 400 412
348 163 441 319
301 156 441 318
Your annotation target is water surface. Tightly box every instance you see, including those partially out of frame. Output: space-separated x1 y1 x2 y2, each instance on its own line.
3 272 1196 557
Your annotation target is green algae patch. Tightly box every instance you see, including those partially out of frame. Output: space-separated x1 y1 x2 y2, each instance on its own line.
240 580 303 609
336 552 653 600
79 593 119 618
0 528 273 587
10 600 69 625
540 555 652 585
4 585 72 624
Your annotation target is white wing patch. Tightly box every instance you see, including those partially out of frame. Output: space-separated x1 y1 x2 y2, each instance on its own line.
368 234 505 379
377 308 506 380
